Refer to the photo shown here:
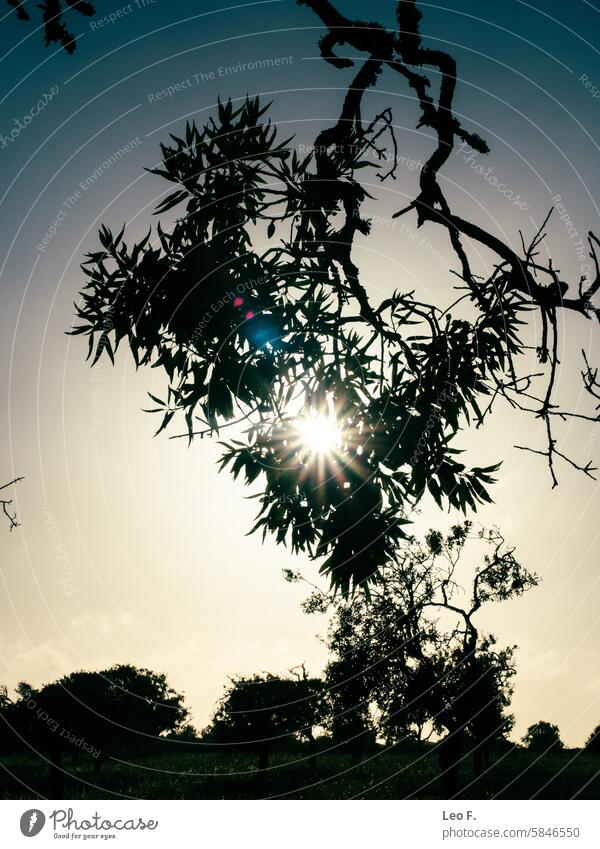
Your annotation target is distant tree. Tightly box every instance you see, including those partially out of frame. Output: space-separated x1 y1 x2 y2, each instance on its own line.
585 725 600 755
98 664 189 745
0 684 17 753
14 681 33 700
438 639 516 781
8 665 188 796
319 605 378 760
208 671 324 776
167 722 199 741
0 681 36 755
463 642 516 749
522 721 564 753
6 0 96 53
301 523 535 793
288 664 326 774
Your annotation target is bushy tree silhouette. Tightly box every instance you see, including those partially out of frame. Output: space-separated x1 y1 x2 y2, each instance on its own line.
585 725 600 755
1 665 188 797
74 0 600 595
522 721 564 754
0 683 20 753
207 671 324 775
320 605 378 762
303 523 535 794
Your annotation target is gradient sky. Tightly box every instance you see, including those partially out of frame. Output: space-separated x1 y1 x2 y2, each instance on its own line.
1 0 599 747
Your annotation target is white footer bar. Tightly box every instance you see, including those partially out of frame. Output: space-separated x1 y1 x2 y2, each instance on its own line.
0 799 598 847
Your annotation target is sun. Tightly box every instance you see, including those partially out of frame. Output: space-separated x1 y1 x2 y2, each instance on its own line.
295 412 342 458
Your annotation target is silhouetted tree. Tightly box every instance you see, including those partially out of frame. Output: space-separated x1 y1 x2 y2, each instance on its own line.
0 683 21 754
522 721 564 754
73 1 600 597
208 672 324 777
0 681 36 755
303 524 534 794
167 722 199 741
5 665 188 797
6 0 95 53
453 641 516 773
288 664 326 774
318 604 378 760
585 725 600 755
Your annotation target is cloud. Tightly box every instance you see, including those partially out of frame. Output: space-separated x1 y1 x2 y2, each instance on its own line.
0 634 73 687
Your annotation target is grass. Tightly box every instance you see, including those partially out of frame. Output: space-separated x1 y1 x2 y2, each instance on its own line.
2 745 599 799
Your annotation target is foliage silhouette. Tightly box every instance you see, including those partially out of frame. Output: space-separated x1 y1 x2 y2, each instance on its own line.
207 671 325 775
0 665 188 797
73 1 600 595
584 724 600 755
6 0 95 53
299 523 536 794
320 605 378 761
522 721 564 754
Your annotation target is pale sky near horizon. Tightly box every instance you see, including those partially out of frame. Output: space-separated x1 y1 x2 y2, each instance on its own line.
1 0 600 748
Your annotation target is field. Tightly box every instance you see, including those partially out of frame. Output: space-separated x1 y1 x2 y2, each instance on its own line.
1 746 599 800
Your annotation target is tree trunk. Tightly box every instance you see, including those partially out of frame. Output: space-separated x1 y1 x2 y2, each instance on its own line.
473 741 486 778
439 730 462 798
257 741 270 778
48 746 64 799
307 730 317 776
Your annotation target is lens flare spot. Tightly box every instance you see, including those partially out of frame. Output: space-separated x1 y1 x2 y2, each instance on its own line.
295 413 342 457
